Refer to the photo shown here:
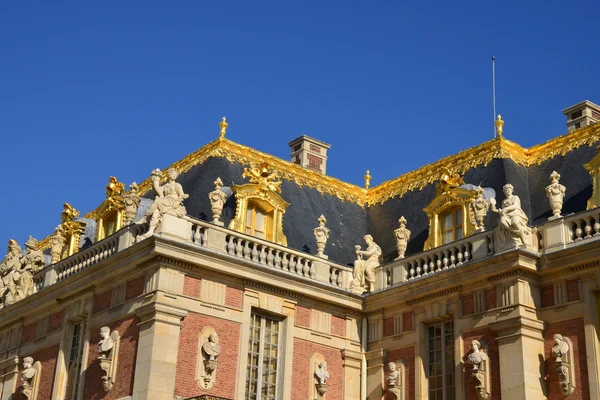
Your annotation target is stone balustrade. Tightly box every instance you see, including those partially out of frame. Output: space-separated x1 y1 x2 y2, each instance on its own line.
538 207 600 253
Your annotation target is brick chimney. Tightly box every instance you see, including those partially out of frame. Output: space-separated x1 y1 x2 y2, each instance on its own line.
562 100 600 132
288 135 331 175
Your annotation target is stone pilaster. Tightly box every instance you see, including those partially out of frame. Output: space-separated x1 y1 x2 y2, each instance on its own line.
491 316 546 400
342 349 362 400
0 356 19 400
132 302 187 400
365 348 385 400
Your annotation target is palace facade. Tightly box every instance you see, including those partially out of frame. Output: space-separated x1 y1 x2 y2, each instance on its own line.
1 101 600 400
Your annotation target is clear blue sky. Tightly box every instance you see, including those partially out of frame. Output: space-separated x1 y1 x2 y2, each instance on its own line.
1 0 599 247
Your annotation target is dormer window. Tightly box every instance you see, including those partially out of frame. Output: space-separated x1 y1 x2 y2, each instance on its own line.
441 207 463 244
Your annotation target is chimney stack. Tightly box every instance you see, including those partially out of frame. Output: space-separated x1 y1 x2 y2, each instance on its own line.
562 100 600 132
288 135 331 175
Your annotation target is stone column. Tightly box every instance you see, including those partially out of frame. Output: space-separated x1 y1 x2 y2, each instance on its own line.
0 356 19 400
365 349 385 400
492 317 546 400
132 302 188 400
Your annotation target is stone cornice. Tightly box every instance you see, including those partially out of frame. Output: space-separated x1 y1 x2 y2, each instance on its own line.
487 268 541 282
405 286 461 306
243 278 304 300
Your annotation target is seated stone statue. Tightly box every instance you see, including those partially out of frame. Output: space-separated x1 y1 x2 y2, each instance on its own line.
202 332 221 361
350 235 382 294
136 168 189 241
490 183 530 246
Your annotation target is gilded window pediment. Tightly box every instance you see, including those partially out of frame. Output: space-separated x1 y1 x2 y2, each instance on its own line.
229 163 289 245
91 177 127 241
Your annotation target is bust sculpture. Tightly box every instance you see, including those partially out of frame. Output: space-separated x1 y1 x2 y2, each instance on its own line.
315 361 329 384
98 326 115 359
208 177 228 225
470 187 489 232
49 225 66 264
20 356 37 399
387 362 399 387
552 334 570 363
394 216 411 260
136 168 189 241
122 182 141 225
350 235 381 294
467 340 488 371
202 332 221 361
546 171 566 220
313 215 330 258
490 183 530 246
466 340 489 399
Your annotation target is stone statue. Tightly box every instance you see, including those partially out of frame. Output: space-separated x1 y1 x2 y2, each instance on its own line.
313 215 330 259
546 171 566 220
122 182 141 225
208 177 227 226
97 327 119 392
387 362 399 387
0 240 24 307
349 235 382 294
136 168 189 241
50 225 66 264
20 356 37 400
466 340 489 399
490 183 530 246
552 334 569 363
23 237 45 274
394 216 411 260
470 187 489 232
202 332 221 361
314 360 329 397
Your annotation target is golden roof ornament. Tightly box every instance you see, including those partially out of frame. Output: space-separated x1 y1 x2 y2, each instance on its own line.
436 167 464 195
364 170 372 189
242 162 282 193
494 114 504 137
219 117 228 138
61 203 80 222
106 176 125 198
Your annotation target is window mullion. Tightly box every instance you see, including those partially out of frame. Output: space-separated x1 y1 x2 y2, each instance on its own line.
257 317 266 400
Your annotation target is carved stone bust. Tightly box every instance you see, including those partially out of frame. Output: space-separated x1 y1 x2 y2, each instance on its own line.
98 326 115 359
467 340 488 371
387 362 399 387
20 356 36 390
315 361 329 384
552 334 570 363
202 332 221 361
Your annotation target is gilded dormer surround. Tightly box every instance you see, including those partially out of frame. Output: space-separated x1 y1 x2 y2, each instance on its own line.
229 163 289 245
423 169 477 250
93 177 126 241
584 146 600 210
59 203 86 259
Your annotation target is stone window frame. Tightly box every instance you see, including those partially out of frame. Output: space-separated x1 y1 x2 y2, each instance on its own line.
426 320 455 400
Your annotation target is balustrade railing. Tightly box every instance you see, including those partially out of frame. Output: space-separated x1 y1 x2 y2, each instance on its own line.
566 208 600 242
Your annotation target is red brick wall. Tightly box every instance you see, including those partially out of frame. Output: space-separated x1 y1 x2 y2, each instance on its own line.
485 288 496 310
296 305 311 328
21 321 37 344
82 316 140 400
47 311 64 333
309 144 321 153
567 279 580 302
385 346 415 400
307 154 323 171
94 289 112 313
291 339 343 400
17 344 60 400
125 276 144 300
463 328 500 400
541 285 555 308
174 312 240 399
403 312 413 332
225 286 243 308
383 317 394 337
545 318 589 400
331 315 346 337
462 295 474 316
183 275 201 298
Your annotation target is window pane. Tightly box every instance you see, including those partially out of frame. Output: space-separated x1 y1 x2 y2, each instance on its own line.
456 227 463 240
443 213 453 229
456 209 462 224
255 210 266 231
246 209 253 226
246 312 280 400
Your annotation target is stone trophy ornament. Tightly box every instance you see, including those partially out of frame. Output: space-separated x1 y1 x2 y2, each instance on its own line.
136 168 189 242
208 177 228 226
387 361 405 400
470 187 489 232
50 225 67 264
314 360 329 398
19 356 41 400
197 328 221 390
546 171 566 221
122 182 141 225
489 184 531 248
349 235 382 294
97 326 120 392
313 215 330 259
552 334 575 396
466 340 490 399
393 216 411 260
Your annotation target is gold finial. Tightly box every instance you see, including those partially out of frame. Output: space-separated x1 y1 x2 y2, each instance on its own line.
219 117 228 138
364 170 372 189
494 114 504 137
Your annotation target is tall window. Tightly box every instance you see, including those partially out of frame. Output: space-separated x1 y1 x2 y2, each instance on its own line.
441 208 463 244
245 205 267 239
65 320 87 400
428 321 454 400
246 312 280 400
